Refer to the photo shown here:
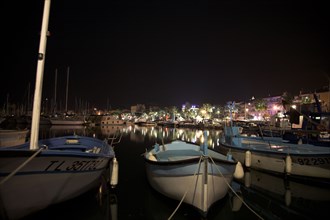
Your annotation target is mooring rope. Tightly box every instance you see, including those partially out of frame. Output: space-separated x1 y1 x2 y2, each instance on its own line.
209 156 264 220
168 155 203 220
0 146 45 186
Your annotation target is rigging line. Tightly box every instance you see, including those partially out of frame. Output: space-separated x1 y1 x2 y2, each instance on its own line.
0 146 45 186
209 156 264 220
168 156 203 220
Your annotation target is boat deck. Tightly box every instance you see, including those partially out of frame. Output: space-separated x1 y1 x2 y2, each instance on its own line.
238 138 330 155
155 149 202 161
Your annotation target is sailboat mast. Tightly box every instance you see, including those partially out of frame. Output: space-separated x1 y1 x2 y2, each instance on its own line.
30 0 51 150
65 66 70 113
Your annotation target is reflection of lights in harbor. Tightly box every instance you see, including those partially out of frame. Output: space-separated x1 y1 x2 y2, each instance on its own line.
152 130 157 138
110 125 222 147
177 129 184 136
208 139 214 148
127 126 133 132
196 130 203 138
192 130 203 143
199 135 204 143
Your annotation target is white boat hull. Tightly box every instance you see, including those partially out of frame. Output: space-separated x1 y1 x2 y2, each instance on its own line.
144 140 239 215
144 140 237 215
0 154 110 219
220 126 330 179
146 166 233 213
0 135 115 219
229 149 330 178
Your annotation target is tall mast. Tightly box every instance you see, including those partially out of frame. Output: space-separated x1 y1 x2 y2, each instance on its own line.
30 0 51 150
65 66 70 113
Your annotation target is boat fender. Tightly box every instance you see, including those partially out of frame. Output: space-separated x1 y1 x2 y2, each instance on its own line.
245 151 251 167
244 171 251 187
148 152 157 161
110 157 119 188
233 162 244 179
285 155 292 174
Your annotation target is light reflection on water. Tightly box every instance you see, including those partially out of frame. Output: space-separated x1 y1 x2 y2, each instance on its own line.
98 125 223 149
22 124 330 220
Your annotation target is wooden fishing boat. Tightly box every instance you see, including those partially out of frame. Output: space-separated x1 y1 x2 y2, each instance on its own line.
0 2 118 219
143 133 243 217
219 126 330 179
0 135 117 220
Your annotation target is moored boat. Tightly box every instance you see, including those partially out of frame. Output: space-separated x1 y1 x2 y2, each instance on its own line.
50 117 86 125
0 135 117 220
219 126 330 179
0 1 118 219
143 133 243 217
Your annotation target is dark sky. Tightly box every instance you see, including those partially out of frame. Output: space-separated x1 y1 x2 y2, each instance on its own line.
3 0 329 110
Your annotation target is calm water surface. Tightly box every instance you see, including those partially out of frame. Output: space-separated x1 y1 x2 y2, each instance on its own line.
20 125 330 220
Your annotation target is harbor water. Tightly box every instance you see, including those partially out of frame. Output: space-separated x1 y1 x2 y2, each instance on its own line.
18 124 330 220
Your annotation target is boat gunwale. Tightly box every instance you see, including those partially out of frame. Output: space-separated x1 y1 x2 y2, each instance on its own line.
144 153 237 166
220 142 330 157
0 135 115 158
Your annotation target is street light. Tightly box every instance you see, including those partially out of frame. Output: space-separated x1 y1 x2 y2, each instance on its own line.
245 108 249 120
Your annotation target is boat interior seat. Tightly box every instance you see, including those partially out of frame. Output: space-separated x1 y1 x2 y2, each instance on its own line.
52 146 87 152
156 149 202 161
167 155 200 161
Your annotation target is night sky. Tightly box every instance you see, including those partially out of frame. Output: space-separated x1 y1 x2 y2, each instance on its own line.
3 0 329 110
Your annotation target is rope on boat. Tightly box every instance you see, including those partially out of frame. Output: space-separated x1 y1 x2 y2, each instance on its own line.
209 156 264 220
0 146 45 186
168 156 203 220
